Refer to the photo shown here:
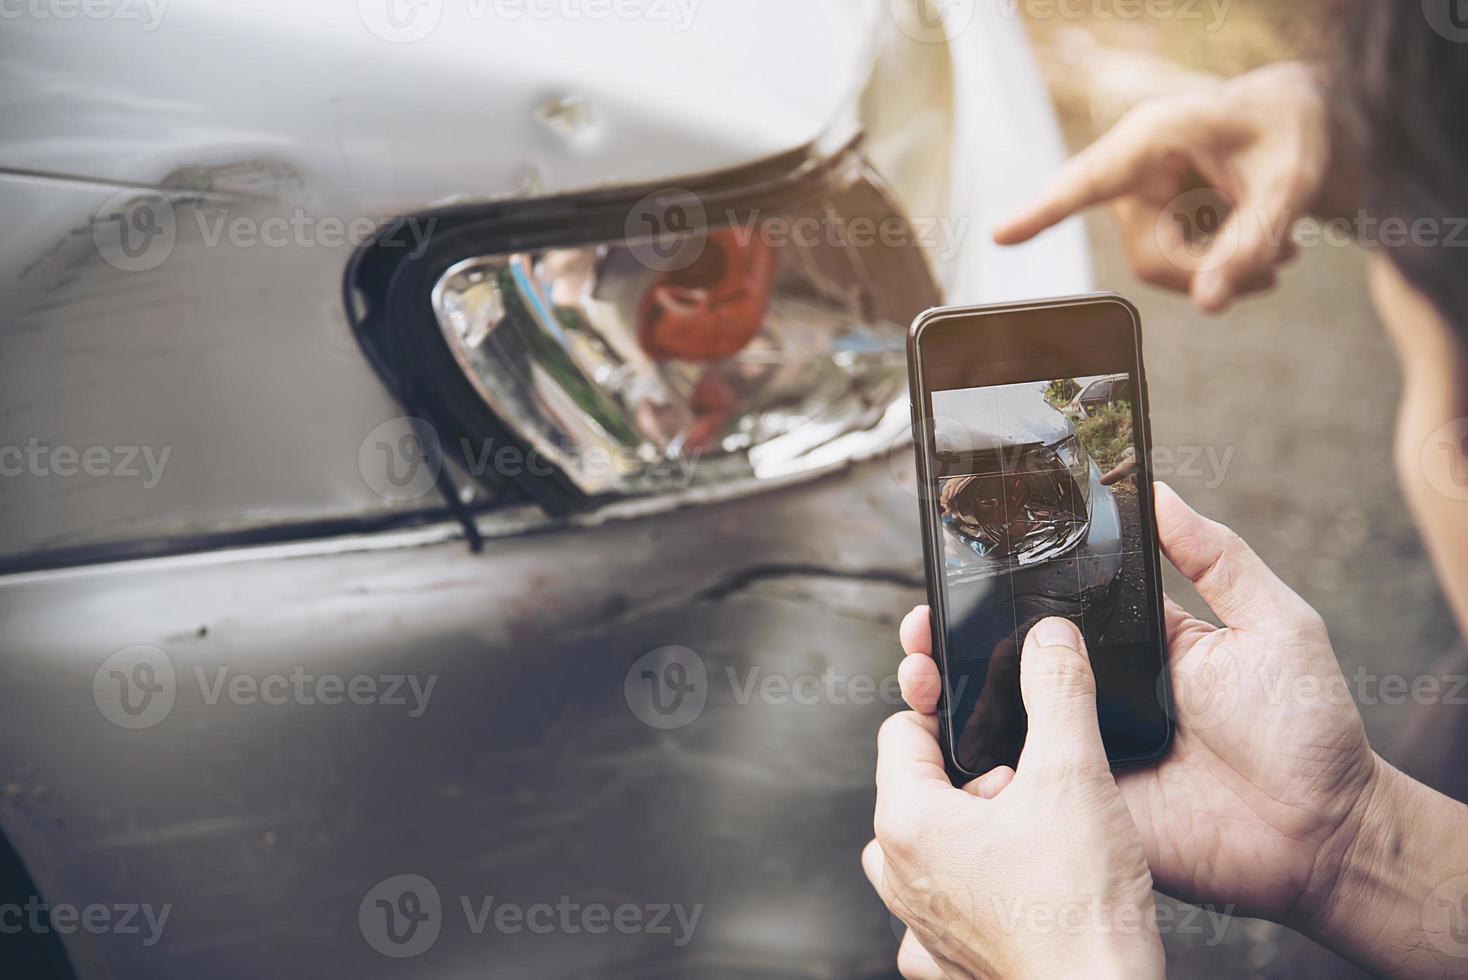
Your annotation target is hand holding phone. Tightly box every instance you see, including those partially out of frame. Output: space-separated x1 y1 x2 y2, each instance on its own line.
907 294 1173 779
864 616 1166 980
890 482 1386 961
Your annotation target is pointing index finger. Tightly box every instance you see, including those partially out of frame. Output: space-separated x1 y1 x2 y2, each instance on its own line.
992 109 1164 245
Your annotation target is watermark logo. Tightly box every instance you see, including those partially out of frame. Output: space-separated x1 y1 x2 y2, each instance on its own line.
1163 644 1239 732
358 875 702 956
1421 418 1468 502
625 647 922 730
1153 201 1468 277
93 646 176 730
1155 188 1238 274
897 872 977 963
360 874 443 958
359 417 444 502
1423 874 1468 958
890 0 974 44
358 0 443 42
93 192 176 273
1423 0 1468 43
624 646 707 730
625 189 707 272
94 646 437 729
357 420 700 501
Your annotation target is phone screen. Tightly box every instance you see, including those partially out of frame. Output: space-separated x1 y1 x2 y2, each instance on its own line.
911 297 1171 777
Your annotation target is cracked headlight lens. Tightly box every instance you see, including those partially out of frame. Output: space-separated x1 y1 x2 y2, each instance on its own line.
427 155 940 506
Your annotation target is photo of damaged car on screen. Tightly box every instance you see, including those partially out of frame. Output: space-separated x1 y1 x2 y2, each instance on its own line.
932 377 1150 652
927 373 1154 774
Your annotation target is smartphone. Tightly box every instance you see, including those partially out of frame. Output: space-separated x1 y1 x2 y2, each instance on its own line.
908 294 1172 780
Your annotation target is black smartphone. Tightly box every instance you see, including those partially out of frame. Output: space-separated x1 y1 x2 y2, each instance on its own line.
907 294 1172 780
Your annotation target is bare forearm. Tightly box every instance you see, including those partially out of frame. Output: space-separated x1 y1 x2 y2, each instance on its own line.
1307 755 1468 978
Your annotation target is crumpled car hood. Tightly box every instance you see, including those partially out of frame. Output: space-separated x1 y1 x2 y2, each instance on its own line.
934 383 1075 454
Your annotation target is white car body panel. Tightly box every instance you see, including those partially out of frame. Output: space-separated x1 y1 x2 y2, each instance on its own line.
0 0 881 208
0 6 1093 972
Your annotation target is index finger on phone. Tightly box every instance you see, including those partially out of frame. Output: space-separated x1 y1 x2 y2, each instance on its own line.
991 122 1154 245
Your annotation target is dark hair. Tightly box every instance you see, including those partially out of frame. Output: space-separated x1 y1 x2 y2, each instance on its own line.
1340 0 1468 338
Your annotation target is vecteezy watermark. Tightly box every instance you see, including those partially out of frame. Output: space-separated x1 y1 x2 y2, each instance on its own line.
1423 0 1468 43
357 418 702 502
1149 444 1237 490
358 875 703 958
886 416 1239 503
1156 189 1468 274
0 439 171 488
996 0 1231 31
993 896 1234 946
91 194 437 274
622 189 969 271
889 0 976 44
357 0 700 44
190 210 435 256
0 0 168 30
1421 418 1468 502
0 896 171 948
1260 666 1468 709
1423 874 1468 959
726 210 970 265
624 646 951 730
93 645 437 730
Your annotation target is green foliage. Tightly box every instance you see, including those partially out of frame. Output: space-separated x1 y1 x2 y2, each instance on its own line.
1044 378 1080 409
1077 401 1134 471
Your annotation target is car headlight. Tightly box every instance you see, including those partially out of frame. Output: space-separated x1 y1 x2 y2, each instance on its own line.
356 146 941 513
1051 433 1093 513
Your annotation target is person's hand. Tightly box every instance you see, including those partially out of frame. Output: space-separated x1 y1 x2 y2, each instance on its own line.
994 62 1334 312
894 483 1381 933
863 618 1165 980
